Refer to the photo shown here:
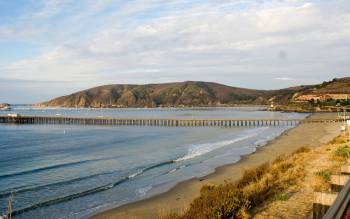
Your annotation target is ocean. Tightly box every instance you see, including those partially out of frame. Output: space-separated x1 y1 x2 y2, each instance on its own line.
0 107 308 218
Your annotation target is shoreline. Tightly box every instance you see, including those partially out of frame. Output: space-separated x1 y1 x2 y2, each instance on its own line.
92 112 342 219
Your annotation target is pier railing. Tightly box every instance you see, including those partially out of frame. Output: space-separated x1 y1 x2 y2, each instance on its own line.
0 115 344 127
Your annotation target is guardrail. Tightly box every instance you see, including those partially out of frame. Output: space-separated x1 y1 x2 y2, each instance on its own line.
323 176 350 219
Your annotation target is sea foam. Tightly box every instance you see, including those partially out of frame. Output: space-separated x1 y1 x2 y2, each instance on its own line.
175 127 269 162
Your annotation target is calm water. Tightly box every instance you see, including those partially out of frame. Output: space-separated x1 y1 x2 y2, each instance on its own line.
0 107 308 218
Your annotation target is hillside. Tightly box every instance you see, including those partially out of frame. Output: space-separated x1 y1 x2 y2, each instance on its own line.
41 81 302 108
41 78 349 108
296 77 350 95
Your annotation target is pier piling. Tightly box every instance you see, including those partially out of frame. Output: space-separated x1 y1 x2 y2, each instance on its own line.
0 115 344 127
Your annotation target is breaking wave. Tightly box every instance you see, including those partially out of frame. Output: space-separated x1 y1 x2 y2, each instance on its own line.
175 127 269 162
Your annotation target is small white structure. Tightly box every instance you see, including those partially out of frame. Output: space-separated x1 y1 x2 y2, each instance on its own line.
7 113 19 118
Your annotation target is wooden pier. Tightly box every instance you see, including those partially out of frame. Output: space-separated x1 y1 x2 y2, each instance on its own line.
0 115 344 127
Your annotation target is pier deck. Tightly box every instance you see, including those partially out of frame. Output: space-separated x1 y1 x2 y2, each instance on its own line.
0 115 344 127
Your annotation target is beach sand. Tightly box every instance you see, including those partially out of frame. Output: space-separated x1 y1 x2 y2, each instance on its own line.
92 113 343 219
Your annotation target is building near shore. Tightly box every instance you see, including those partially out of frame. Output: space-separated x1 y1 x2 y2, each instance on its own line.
294 94 350 102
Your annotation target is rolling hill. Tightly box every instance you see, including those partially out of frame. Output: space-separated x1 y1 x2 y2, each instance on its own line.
41 78 349 108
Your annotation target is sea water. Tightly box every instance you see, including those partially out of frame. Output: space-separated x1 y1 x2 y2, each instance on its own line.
0 107 308 218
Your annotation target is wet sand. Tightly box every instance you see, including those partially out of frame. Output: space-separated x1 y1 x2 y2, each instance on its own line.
92 113 342 219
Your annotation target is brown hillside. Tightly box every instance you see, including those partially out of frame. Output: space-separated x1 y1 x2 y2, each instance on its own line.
42 81 276 108
305 77 350 94
41 78 349 108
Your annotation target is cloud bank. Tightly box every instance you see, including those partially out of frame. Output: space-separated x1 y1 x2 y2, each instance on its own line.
0 0 349 102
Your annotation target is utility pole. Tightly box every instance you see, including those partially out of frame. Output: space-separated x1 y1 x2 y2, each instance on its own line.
347 107 350 143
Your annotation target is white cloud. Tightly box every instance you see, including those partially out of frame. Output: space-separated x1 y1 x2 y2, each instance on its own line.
274 77 294 81
1 0 350 91
255 3 322 33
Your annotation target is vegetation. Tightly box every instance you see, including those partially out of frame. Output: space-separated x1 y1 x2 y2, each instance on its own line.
314 170 331 182
132 86 153 101
274 193 289 201
311 77 350 94
229 93 255 102
313 135 349 193
308 99 350 107
41 77 350 109
160 147 310 219
330 135 347 144
39 79 314 108
42 81 276 107
333 145 350 159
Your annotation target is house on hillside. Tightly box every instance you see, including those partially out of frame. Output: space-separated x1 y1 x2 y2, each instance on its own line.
294 94 350 102
294 94 324 102
324 94 350 101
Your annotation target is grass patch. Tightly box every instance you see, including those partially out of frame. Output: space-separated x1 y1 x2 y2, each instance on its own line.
333 146 350 159
160 147 310 219
275 193 289 201
313 169 332 192
314 170 331 182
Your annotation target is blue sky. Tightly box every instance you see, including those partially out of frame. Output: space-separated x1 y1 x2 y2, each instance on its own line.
0 0 349 103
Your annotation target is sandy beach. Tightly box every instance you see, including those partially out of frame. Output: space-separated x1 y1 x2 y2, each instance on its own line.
92 113 343 219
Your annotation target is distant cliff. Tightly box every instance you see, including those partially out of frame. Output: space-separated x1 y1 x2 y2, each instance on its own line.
41 78 350 109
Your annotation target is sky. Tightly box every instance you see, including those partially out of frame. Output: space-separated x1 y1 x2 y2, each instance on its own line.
0 0 349 103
